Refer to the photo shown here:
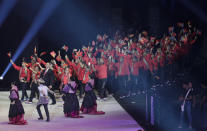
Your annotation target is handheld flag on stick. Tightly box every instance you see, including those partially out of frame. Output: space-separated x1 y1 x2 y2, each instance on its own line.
62 45 68 52
34 46 37 54
129 34 134 38
50 51 56 58
92 40 96 46
124 37 129 41
177 22 184 28
168 26 174 32
7 52 11 58
40 52 47 57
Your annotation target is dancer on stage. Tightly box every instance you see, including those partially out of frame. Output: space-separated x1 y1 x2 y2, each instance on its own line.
27 64 42 103
81 73 105 115
10 59 30 101
8 82 27 125
93 58 108 100
62 75 83 118
40 62 56 105
36 78 53 122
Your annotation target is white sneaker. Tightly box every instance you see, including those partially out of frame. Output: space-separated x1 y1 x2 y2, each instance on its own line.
25 101 32 104
178 125 182 128
97 97 101 100
103 98 107 101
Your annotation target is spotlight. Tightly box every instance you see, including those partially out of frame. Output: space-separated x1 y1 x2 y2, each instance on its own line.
0 0 17 27
0 76 3 80
0 0 61 78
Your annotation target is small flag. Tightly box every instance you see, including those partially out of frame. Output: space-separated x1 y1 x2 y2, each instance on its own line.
168 26 174 32
92 40 96 46
187 21 192 28
124 37 129 41
177 22 184 27
76 51 82 57
97 34 103 41
103 34 108 40
90 47 94 51
62 45 68 52
34 46 37 54
40 52 46 56
142 31 148 36
129 34 134 38
7 52 11 57
50 51 56 58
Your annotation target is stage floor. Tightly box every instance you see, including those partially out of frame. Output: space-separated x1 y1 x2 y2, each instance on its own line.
0 91 143 131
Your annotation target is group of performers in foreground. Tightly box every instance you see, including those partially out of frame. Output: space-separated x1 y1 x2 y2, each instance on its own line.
8 72 105 124
7 21 201 125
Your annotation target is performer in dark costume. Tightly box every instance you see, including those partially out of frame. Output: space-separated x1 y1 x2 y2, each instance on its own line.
62 76 83 118
28 65 41 103
80 74 105 115
41 63 56 105
8 82 27 125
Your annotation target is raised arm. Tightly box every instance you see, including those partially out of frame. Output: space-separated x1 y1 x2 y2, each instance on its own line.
37 58 46 66
29 67 37 74
10 59 21 71
26 68 31 82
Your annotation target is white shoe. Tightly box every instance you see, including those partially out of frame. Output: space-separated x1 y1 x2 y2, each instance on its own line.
178 125 182 128
103 98 107 101
97 97 101 100
99 99 104 102
25 101 32 104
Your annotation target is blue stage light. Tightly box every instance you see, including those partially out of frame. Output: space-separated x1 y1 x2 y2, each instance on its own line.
0 76 3 80
1 0 61 78
180 0 207 24
0 0 18 27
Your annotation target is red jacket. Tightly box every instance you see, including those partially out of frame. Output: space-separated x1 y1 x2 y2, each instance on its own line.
95 64 107 79
82 71 91 84
115 62 130 76
129 61 140 76
12 63 30 82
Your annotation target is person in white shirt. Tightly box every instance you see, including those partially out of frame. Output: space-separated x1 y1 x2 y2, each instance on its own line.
36 78 54 122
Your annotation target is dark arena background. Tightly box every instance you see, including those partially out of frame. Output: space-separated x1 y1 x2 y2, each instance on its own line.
0 0 207 131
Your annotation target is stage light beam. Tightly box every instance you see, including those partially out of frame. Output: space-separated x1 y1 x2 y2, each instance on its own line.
0 0 61 78
179 0 207 24
0 76 3 80
0 0 18 27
